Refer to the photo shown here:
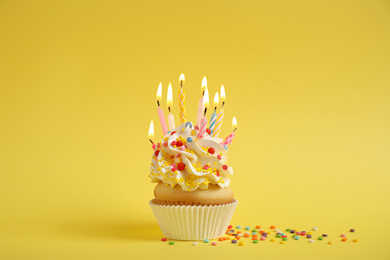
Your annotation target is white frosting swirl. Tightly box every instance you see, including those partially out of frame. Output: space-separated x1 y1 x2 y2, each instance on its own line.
149 123 233 191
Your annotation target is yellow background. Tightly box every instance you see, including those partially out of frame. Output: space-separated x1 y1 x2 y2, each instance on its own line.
0 0 389 259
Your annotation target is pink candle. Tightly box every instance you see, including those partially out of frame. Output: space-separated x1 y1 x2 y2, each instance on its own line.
156 82 168 135
221 133 235 146
198 117 207 138
221 117 237 146
197 86 209 138
196 96 204 126
157 106 168 135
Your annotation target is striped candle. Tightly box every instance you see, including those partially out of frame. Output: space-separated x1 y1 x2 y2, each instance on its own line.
210 92 219 135
209 111 217 134
198 87 209 138
198 117 207 138
221 132 235 146
211 108 224 137
178 74 186 123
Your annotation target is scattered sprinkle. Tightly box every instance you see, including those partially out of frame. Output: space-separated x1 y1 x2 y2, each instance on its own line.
169 241 175 245
353 239 359 242
313 227 318 231
341 234 346 237
161 238 167 241
341 238 347 242
350 229 355 232
192 242 198 246
203 239 209 243
231 240 237 244
328 241 333 245
238 241 245 246
211 242 217 246
318 237 323 240
245 226 250 230
253 240 259 243
236 225 241 229
308 239 314 243
322 234 328 237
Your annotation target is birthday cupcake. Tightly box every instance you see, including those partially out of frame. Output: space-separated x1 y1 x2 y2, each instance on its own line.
148 76 238 240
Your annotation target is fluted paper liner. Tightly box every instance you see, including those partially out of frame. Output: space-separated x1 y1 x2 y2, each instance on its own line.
149 199 238 240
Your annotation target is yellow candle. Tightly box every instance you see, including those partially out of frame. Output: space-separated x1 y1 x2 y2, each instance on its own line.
178 73 186 124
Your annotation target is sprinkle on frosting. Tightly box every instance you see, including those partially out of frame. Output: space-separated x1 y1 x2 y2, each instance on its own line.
149 122 233 191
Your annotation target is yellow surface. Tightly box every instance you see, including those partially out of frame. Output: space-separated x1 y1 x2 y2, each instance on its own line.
0 0 389 259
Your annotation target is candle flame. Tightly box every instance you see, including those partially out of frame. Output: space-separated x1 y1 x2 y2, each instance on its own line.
179 73 185 83
204 87 209 108
201 76 207 93
232 117 237 128
167 83 173 108
148 120 154 139
220 85 226 102
156 82 162 102
213 92 219 108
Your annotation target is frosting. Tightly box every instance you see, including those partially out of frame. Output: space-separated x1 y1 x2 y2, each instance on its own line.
149 122 233 191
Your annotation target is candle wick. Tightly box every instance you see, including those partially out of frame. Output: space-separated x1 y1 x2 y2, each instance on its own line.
157 100 160 107
233 128 237 133
180 81 183 88
149 139 154 144
168 106 171 113
203 107 208 116
222 101 225 108
202 90 205 96
214 107 217 112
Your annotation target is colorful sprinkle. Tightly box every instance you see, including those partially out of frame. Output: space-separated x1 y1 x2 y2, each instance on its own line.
245 226 250 230
312 227 318 231
270 225 276 229
177 162 185 171
203 239 209 243
353 239 359 242
308 239 314 243
306 234 312 238
222 165 228 170
186 137 193 142
322 234 328 237
169 241 175 245
294 236 300 240
256 225 261 229
341 238 347 242
238 241 245 246
185 122 193 128
228 225 232 228
217 155 222 160
341 234 346 237
154 150 160 156
253 240 259 243
282 237 288 241
318 237 323 240
350 229 355 232
328 241 333 245
208 147 215 154
211 242 217 246
280 241 286 244
236 225 241 229
231 240 237 244
271 239 276 242
260 236 266 241
192 242 198 246
161 238 167 241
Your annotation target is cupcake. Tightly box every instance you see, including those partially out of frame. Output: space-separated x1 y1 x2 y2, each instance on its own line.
149 122 238 240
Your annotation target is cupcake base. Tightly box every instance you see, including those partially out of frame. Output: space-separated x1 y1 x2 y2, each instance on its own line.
149 199 238 240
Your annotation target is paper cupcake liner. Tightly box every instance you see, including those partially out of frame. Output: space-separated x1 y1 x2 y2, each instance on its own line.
149 199 238 240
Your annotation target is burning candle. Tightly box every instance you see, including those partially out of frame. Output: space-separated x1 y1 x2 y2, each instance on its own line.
211 85 226 137
198 87 209 138
156 82 168 135
196 76 207 126
167 83 175 131
221 117 237 146
209 92 219 135
178 73 186 124
148 120 156 150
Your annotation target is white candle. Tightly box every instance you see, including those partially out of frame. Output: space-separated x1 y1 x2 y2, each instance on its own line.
196 76 207 126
